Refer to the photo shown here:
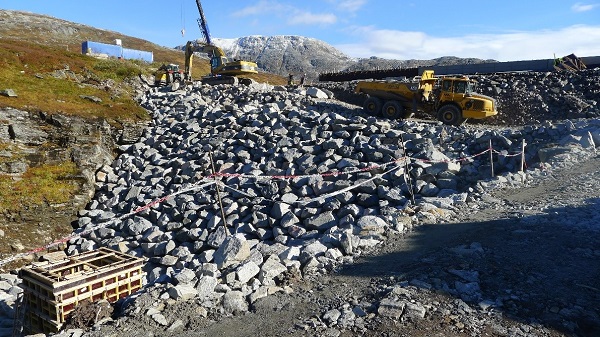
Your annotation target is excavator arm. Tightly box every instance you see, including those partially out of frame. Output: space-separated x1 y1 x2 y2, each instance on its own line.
184 40 231 79
186 40 226 58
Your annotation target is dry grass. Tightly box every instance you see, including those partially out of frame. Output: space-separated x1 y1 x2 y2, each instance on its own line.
0 38 151 120
0 160 81 270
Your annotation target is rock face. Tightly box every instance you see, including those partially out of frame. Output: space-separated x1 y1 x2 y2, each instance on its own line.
0 108 145 183
0 107 147 243
63 80 600 323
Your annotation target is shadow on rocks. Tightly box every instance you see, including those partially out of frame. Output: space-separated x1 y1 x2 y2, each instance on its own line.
337 198 600 337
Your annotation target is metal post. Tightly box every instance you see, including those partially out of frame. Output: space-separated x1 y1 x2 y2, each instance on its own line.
209 152 228 235
520 139 526 172
489 139 495 177
399 134 415 205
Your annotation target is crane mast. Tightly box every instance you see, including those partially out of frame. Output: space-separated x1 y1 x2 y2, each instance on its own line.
195 0 212 45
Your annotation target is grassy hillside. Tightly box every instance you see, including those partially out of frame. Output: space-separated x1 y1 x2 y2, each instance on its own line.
0 38 150 120
0 10 286 120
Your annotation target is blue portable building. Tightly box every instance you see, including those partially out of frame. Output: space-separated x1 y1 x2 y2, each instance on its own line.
81 41 153 63
122 48 154 63
81 41 122 58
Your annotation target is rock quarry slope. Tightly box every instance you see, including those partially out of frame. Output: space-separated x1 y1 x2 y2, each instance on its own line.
321 68 600 126
1 68 600 336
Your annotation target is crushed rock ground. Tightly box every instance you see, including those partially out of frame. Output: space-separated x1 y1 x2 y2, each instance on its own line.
67 151 600 337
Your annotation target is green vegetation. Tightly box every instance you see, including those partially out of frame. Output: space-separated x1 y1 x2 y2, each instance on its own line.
0 38 152 120
92 59 142 79
0 161 80 212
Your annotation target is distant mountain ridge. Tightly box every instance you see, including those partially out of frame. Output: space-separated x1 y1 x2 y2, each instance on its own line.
211 35 354 78
208 35 496 79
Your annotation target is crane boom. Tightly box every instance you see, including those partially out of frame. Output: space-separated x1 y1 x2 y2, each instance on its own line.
195 0 212 45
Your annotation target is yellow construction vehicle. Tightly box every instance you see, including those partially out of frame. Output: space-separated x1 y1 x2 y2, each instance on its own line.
154 63 185 86
354 70 498 125
183 41 258 85
184 0 258 85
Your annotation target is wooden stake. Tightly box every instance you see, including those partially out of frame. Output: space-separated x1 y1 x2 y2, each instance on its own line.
489 139 495 177
399 134 416 206
209 152 228 236
520 139 526 172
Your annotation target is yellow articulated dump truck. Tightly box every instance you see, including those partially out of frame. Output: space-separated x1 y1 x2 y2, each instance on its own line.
354 70 497 125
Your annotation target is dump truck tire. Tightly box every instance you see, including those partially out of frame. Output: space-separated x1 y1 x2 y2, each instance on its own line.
382 101 404 119
438 105 463 126
363 97 382 116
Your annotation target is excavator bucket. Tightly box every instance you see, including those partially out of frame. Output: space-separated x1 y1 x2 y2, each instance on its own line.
554 54 586 72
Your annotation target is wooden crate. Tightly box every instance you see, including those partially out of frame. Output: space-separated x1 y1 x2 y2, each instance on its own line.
19 247 146 334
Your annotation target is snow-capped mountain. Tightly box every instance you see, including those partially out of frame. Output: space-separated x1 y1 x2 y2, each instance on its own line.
211 35 354 79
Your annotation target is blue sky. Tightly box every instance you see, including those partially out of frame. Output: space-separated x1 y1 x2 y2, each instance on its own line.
1 0 599 61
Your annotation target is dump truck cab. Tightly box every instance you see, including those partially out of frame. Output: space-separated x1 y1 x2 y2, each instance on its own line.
436 76 497 125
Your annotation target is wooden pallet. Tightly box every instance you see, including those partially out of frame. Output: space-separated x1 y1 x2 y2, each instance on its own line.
19 247 146 334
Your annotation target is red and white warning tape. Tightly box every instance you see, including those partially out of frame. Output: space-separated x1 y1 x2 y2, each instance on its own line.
0 144 523 267
0 180 216 267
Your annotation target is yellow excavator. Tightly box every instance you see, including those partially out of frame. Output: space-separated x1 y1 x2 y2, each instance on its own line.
184 0 258 85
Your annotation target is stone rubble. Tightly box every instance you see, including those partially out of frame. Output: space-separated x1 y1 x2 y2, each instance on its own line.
476 68 600 125
319 68 600 127
1 76 600 336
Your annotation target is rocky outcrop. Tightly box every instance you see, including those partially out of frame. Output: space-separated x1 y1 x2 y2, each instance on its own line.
0 107 146 221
